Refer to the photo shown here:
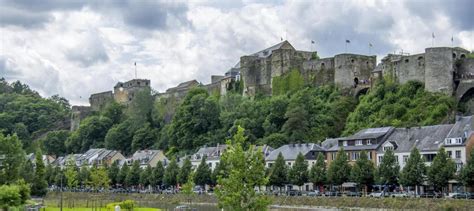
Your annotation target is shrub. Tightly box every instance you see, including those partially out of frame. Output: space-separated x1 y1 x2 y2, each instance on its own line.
106 200 136 211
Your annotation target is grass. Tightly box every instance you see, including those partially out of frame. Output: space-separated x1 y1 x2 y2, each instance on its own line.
41 207 161 211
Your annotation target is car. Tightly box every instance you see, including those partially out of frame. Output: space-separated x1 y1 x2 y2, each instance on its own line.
286 190 302 196
368 192 384 198
164 188 175 194
390 192 408 198
345 192 362 197
420 191 442 198
324 191 342 197
451 192 472 199
174 205 197 211
307 190 322 197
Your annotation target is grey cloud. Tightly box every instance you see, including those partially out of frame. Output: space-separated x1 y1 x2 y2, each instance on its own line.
66 34 109 67
405 0 474 30
0 7 52 28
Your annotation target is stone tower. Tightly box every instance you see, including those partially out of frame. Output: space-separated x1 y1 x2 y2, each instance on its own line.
424 47 455 94
113 79 151 104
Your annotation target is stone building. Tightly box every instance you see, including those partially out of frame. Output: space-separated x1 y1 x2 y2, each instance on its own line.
89 91 113 111
113 79 151 104
70 105 91 131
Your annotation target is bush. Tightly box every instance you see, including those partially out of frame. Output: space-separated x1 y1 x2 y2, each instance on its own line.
106 200 136 211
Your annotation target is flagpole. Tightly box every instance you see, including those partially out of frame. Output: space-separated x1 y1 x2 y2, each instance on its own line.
135 62 137 79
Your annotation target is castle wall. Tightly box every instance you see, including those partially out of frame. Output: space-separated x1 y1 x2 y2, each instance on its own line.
393 54 426 84
89 91 113 111
271 48 294 78
302 57 335 86
241 56 258 97
457 58 474 79
70 106 92 131
334 54 376 89
114 79 151 104
425 47 455 94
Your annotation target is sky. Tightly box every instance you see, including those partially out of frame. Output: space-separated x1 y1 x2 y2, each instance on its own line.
0 0 473 105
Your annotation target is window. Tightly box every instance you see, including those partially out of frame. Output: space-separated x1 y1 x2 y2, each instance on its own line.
383 146 394 152
352 152 360 160
367 140 372 145
447 151 452 158
268 163 273 168
355 140 363 146
288 162 292 166
403 155 409 163
367 152 372 160
455 150 461 159
395 155 399 163
378 156 383 164
343 141 348 146
331 153 336 160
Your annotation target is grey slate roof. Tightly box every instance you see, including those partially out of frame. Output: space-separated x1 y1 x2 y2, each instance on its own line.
321 139 338 149
446 116 473 139
378 124 453 153
250 40 294 58
265 143 324 161
192 144 228 161
339 127 393 140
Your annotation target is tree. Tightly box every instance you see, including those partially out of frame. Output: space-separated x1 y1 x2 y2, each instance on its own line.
400 148 426 195
460 149 474 188
126 160 141 187
427 147 456 192
42 130 69 156
140 165 153 187
215 126 270 211
281 106 309 142
118 163 129 187
0 134 26 184
31 150 47 196
19 160 35 184
104 120 135 155
350 151 375 194
194 157 212 188
378 149 399 185
288 153 308 190
64 157 78 189
309 153 326 191
164 158 179 188
108 160 120 187
88 167 110 190
131 124 157 152
101 101 125 125
178 157 192 185
327 148 351 186
211 161 226 186
268 152 288 192
150 161 164 188
78 163 90 187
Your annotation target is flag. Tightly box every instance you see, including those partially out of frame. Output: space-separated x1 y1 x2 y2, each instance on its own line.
281 37 283 41
369 43 373 47
432 32 435 38
346 40 351 43
451 36 454 42
134 62 136 66
311 40 315 44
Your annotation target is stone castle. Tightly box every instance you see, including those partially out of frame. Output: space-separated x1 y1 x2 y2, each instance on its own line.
71 40 474 130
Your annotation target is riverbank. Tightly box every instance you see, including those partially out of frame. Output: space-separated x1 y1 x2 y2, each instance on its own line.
44 192 474 210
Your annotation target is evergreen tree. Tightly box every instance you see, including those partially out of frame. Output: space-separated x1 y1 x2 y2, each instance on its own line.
400 148 426 195
108 160 120 186
378 149 399 185
19 159 35 184
45 164 55 186
88 167 110 190
78 163 90 188
194 156 212 188
281 106 309 142
126 160 141 187
0 134 26 184
31 150 47 196
460 150 474 188
288 153 308 190
64 157 78 189
309 153 326 191
427 147 456 192
117 163 129 187
164 158 179 188
268 152 288 191
350 151 375 194
140 165 153 187
327 148 351 185
150 161 164 188
178 157 192 185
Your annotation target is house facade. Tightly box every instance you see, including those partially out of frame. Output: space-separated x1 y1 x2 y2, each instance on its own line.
127 150 168 168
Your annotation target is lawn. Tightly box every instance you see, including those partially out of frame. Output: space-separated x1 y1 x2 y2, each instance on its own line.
41 207 161 211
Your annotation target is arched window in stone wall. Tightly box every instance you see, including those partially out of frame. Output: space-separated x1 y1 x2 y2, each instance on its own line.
453 53 457 59
404 59 409 63
461 54 466 59
417 56 424 67
351 59 355 63
321 63 325 69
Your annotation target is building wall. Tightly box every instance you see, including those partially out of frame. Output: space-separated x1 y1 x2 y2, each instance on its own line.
334 54 376 89
89 91 113 111
302 57 335 87
424 47 455 94
70 106 92 131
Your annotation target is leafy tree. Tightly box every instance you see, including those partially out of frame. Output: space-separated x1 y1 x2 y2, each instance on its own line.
0 184 23 208
78 163 90 187
163 158 179 188
268 152 288 191
66 116 113 153
178 157 192 185
194 157 212 188
309 153 326 191
42 130 69 156
288 153 308 190
327 148 351 185
281 106 309 142
378 149 400 185
126 160 142 187
215 126 270 211
140 165 153 187
131 123 157 152
150 161 164 188
104 120 135 155
400 148 426 195
101 101 125 125
127 87 153 125
260 133 288 149
64 157 78 189
460 149 474 188
88 167 110 190
108 160 120 186
118 163 129 187
45 164 55 186
427 147 456 192
19 159 35 184
0 134 26 184
31 150 47 196
211 161 226 186
350 151 375 194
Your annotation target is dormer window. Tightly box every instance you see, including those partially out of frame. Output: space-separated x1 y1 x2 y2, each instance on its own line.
367 140 372 145
355 140 363 146
445 138 462 145
343 141 348 146
383 146 394 152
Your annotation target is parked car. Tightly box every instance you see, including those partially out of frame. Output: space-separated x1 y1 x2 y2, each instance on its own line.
345 191 362 197
324 191 342 197
420 191 442 198
451 192 473 199
174 205 197 211
286 190 302 196
368 192 384 198
307 190 322 197
390 192 408 198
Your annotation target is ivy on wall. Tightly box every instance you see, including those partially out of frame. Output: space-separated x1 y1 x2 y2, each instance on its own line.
272 69 305 95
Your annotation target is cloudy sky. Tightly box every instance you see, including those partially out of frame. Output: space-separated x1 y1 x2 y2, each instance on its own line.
0 0 473 105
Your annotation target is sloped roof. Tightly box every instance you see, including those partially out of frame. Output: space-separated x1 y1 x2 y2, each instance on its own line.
339 127 393 141
446 116 473 139
265 143 324 161
321 138 338 150
250 40 294 58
